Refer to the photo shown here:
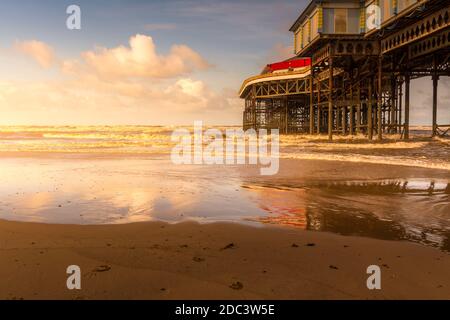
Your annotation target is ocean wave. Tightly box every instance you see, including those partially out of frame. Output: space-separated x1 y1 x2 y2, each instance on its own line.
283 152 450 171
0 126 449 171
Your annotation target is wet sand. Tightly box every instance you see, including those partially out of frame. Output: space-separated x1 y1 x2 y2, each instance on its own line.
0 145 449 299
0 219 449 300
1 155 449 249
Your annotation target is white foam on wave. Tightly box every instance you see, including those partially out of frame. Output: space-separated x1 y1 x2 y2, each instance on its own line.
280 134 430 150
435 136 450 144
282 152 450 171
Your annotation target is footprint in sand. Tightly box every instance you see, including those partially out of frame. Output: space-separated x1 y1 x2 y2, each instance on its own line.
329 265 339 270
229 282 244 290
221 243 236 251
93 265 112 273
193 257 205 262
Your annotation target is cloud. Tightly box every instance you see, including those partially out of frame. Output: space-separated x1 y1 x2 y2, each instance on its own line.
0 77 241 125
144 23 177 31
1 35 241 125
165 78 209 103
63 34 210 79
14 40 56 68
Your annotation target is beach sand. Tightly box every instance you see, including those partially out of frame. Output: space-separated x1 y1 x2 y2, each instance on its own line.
0 219 449 300
0 131 449 300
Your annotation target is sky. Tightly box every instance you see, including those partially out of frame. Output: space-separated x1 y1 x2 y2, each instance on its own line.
0 0 447 125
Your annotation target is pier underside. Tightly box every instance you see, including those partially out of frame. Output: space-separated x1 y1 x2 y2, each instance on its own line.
241 3 450 140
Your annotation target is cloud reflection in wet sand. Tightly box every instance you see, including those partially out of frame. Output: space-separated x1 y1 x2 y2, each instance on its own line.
0 158 265 225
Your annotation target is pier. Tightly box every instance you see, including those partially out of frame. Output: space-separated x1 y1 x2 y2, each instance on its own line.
240 0 450 140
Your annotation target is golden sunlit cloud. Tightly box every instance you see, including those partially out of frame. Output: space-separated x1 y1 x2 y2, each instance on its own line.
0 34 241 125
14 40 56 69
63 34 210 79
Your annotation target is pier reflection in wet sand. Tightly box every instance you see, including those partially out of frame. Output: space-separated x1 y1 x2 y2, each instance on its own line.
245 179 450 252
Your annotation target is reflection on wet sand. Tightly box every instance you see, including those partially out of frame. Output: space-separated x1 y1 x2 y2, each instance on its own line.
1 156 449 252
245 179 450 252
0 158 264 225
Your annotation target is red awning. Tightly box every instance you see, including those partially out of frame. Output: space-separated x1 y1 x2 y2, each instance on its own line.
267 58 311 72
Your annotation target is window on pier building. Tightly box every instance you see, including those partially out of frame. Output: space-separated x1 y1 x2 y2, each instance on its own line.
347 9 359 33
310 12 319 41
295 30 302 53
302 22 309 48
335 8 347 33
323 8 360 34
380 0 393 22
